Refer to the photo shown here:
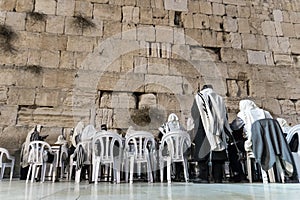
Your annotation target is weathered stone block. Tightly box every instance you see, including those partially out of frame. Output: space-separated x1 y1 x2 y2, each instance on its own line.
185 28 202 46
93 4 122 21
290 39 300 54
220 47 247 64
40 34 67 51
7 87 35 105
122 23 137 40
247 50 267 65
225 5 237 17
279 100 297 115
83 18 103 37
212 3 225 16
237 6 250 18
60 51 75 69
273 9 283 22
5 12 26 31
145 74 183 94
182 13 193 28
0 0 16 11
95 108 113 128
274 54 292 65
57 0 75 16
164 0 188 11
46 15 65 34
294 24 300 38
35 0 56 15
193 14 210 29
137 25 155 42
65 16 82 35
202 30 217 47
74 0 93 17
230 33 241 49
134 56 148 74
256 35 268 51
111 92 136 109
172 44 190 60
155 26 173 43
223 0 246 6
241 33 256 50
35 88 60 107
188 0 200 13
40 50 60 68
261 21 277 36
223 16 238 32
103 21 122 39
209 15 223 31
148 57 169 75
173 28 185 44
281 23 295 37
67 36 96 52
140 7 153 24
199 1 212 15
237 18 250 33
0 105 18 126
16 0 34 12
262 98 281 116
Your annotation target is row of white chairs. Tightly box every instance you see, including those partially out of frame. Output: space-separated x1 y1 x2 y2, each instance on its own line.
69 130 191 184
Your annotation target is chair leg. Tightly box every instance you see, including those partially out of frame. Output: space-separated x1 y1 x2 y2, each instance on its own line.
167 157 171 184
0 165 5 180
31 165 36 183
247 155 252 183
26 165 32 183
160 160 164 183
10 165 14 181
129 157 134 184
94 162 100 184
183 160 189 182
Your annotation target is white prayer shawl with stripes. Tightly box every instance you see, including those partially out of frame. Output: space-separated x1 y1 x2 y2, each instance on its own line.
195 88 230 151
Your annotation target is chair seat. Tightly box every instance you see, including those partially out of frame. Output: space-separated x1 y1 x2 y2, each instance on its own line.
0 148 15 181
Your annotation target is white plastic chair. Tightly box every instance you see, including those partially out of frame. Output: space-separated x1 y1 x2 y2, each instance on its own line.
124 131 156 183
159 130 191 183
92 131 123 184
0 147 15 181
286 124 300 182
26 141 57 183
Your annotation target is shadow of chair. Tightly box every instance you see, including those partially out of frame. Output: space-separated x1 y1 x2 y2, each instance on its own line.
26 141 57 183
159 130 191 183
249 118 295 183
0 147 15 181
124 131 156 183
92 131 123 184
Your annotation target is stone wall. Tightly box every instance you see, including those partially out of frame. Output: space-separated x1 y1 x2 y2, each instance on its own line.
0 0 300 157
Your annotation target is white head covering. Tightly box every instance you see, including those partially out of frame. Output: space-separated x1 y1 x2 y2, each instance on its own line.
81 124 97 141
237 99 272 151
21 124 43 168
71 121 85 147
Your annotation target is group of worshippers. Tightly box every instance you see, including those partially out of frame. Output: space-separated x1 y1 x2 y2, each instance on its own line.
189 84 297 183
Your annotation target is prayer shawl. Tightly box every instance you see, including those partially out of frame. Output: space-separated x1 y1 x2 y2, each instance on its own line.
71 121 85 147
195 88 230 151
21 125 42 168
237 100 272 151
251 119 294 176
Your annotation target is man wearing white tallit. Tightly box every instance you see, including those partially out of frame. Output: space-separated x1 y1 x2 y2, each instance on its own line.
191 85 232 183
237 99 272 152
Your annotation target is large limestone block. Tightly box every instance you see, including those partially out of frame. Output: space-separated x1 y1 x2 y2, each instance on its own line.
279 100 297 115
164 0 187 11
16 0 34 12
261 21 277 36
237 6 250 18
0 0 16 11
57 0 75 16
0 86 7 103
59 51 75 69
281 23 295 37
122 6 139 24
140 7 153 24
230 33 241 49
212 3 225 16
261 98 281 116
220 47 247 64
223 0 246 6
7 87 35 105
169 58 199 78
155 26 173 43
148 57 169 75
237 18 250 33
145 74 183 94
67 36 96 52
241 33 256 50
46 15 64 34
172 44 190 60
209 15 223 31
103 21 122 39
137 25 155 42
5 12 26 31
40 34 67 51
35 0 56 15
111 92 136 109
0 105 18 126
185 28 202 46
193 14 210 29
247 50 266 65
274 54 292 66
223 16 237 32
42 69 75 88
40 50 60 68
202 30 217 47
199 1 212 15
35 88 60 107
94 4 122 21
75 1 93 17
290 39 300 54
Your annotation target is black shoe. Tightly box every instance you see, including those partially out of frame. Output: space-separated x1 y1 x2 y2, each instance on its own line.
193 178 209 183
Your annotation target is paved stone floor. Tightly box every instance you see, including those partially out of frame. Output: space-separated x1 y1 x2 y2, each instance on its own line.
1 179 300 200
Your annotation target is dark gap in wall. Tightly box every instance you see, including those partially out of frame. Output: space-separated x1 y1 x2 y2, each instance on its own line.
174 11 182 26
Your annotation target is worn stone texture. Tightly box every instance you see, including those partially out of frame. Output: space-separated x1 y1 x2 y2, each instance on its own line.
0 0 300 150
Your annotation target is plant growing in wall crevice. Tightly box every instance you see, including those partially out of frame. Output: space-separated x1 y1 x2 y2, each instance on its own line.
0 24 17 53
72 14 96 31
27 12 47 22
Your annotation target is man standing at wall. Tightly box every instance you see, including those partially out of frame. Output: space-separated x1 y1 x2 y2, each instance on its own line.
191 85 231 183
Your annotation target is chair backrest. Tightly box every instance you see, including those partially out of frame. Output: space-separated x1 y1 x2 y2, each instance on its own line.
124 131 156 160
27 141 52 164
0 147 10 165
286 124 300 152
159 130 191 161
93 131 123 162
